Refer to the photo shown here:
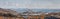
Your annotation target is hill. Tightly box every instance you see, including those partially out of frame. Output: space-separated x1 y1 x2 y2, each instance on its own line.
0 8 19 15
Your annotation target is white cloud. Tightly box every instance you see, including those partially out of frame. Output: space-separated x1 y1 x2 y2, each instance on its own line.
0 0 60 9
16 3 19 7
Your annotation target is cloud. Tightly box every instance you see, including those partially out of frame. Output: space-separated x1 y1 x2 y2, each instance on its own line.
0 0 60 9
16 3 19 7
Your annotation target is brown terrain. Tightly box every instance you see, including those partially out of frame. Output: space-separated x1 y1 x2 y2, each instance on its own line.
0 8 24 19
0 8 60 19
0 8 18 15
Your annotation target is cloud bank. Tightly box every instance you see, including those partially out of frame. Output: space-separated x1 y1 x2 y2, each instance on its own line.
0 0 60 9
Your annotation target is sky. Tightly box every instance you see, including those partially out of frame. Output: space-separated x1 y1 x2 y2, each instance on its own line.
0 0 60 9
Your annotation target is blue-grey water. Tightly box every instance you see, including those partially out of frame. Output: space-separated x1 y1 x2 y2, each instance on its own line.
15 8 60 13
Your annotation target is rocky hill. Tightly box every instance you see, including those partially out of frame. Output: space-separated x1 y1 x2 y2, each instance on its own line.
0 8 19 16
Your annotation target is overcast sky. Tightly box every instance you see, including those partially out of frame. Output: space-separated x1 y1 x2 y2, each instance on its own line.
0 0 60 9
